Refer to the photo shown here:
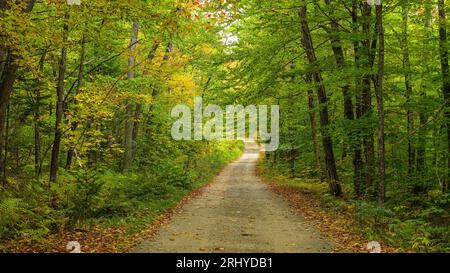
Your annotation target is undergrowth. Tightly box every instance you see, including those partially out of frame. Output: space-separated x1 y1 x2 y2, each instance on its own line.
0 140 243 251
258 157 449 253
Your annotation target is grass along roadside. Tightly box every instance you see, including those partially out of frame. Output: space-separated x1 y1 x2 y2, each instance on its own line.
0 140 244 253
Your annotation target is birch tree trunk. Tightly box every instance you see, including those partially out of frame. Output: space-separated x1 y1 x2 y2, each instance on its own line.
299 2 342 196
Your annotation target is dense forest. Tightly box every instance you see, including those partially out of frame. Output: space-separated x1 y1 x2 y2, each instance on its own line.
0 0 449 252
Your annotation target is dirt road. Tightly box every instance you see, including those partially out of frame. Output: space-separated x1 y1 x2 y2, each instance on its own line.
131 140 333 253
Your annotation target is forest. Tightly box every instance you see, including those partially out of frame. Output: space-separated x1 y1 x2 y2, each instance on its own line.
0 0 449 253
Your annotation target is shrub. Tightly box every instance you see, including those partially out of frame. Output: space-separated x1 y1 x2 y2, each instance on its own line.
66 169 105 225
0 198 26 239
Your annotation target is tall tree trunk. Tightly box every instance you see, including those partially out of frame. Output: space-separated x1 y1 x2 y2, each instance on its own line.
50 11 69 183
438 0 450 192
417 1 432 173
402 0 415 176
361 2 377 196
287 92 296 177
0 0 36 184
375 3 385 203
306 85 325 181
324 0 353 122
326 0 362 195
324 0 354 148
362 76 375 195
66 33 86 170
351 0 364 197
0 52 17 183
33 51 47 180
34 89 42 179
299 2 342 196
123 19 139 172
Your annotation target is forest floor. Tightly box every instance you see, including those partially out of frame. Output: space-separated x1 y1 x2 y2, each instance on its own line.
131 140 336 253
